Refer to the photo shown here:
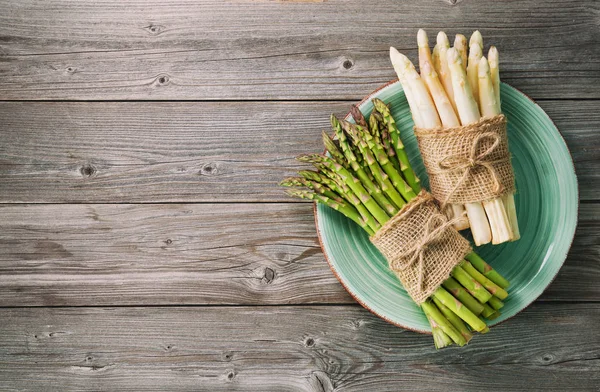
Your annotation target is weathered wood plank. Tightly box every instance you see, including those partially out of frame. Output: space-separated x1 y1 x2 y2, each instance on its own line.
0 100 596 202
0 304 598 391
0 0 598 100
0 203 596 306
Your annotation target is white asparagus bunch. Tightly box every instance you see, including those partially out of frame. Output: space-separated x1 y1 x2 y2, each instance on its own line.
390 30 520 245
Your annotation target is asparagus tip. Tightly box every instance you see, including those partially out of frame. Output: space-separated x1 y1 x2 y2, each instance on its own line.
488 46 499 66
454 33 467 47
470 30 483 47
436 31 450 47
447 47 460 64
417 29 428 47
469 42 483 58
478 56 490 76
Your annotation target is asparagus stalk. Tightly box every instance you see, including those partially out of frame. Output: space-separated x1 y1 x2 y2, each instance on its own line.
433 296 473 342
372 98 421 194
488 296 504 310
488 47 521 241
416 33 468 230
390 48 441 129
432 286 487 332
431 320 454 349
338 119 408 209
280 177 343 204
454 34 468 73
435 32 456 111
447 48 493 246
331 115 400 215
344 121 415 205
417 31 460 128
442 276 485 315
297 154 391 225
462 260 508 300
467 41 483 108
370 112 401 173
421 300 467 346
481 303 499 319
488 46 501 110
478 57 516 244
299 169 382 233
465 252 510 289
452 264 493 304
416 31 468 230
284 189 374 235
350 104 368 128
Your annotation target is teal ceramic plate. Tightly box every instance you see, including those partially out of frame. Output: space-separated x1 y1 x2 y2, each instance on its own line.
315 81 578 333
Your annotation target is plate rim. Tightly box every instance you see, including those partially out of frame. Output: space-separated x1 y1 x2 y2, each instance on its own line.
314 79 580 334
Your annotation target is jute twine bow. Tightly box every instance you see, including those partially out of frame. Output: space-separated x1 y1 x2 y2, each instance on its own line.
370 191 472 304
390 212 467 291
414 114 515 205
436 132 504 206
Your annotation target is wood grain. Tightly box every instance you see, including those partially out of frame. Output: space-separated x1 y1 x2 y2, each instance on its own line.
0 100 596 203
0 0 598 100
0 202 596 306
0 304 598 391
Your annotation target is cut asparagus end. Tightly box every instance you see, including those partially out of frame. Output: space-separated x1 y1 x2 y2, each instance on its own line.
483 198 514 244
451 204 470 230
464 202 492 245
503 193 521 241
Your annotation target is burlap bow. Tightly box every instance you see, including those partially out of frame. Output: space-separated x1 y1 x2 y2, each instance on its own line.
390 212 467 291
414 114 515 205
436 132 504 206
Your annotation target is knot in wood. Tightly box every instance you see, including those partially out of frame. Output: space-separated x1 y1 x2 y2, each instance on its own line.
199 162 217 176
157 74 170 85
80 164 96 177
144 24 165 35
342 59 354 69
262 267 275 284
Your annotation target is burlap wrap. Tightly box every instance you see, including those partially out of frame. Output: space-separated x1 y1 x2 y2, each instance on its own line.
370 191 472 304
414 114 515 205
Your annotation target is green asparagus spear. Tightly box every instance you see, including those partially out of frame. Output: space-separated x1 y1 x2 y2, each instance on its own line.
465 252 510 289
331 115 399 216
372 98 421 193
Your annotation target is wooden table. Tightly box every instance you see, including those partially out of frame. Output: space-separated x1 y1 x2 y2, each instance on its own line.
0 1 598 390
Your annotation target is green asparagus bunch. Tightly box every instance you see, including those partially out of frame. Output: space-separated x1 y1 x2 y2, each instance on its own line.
281 99 511 348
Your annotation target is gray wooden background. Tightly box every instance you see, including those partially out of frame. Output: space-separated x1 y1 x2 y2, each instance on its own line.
0 0 598 391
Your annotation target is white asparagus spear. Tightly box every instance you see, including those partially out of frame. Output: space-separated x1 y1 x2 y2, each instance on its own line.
390 47 424 128
417 31 469 230
418 31 460 127
447 48 492 245
422 61 470 229
488 46 520 240
469 30 483 49
400 73 424 129
447 48 481 124
467 43 483 109
454 34 468 72
478 57 515 243
432 44 440 75
477 57 500 117
390 48 441 129
488 46 501 109
436 32 456 111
